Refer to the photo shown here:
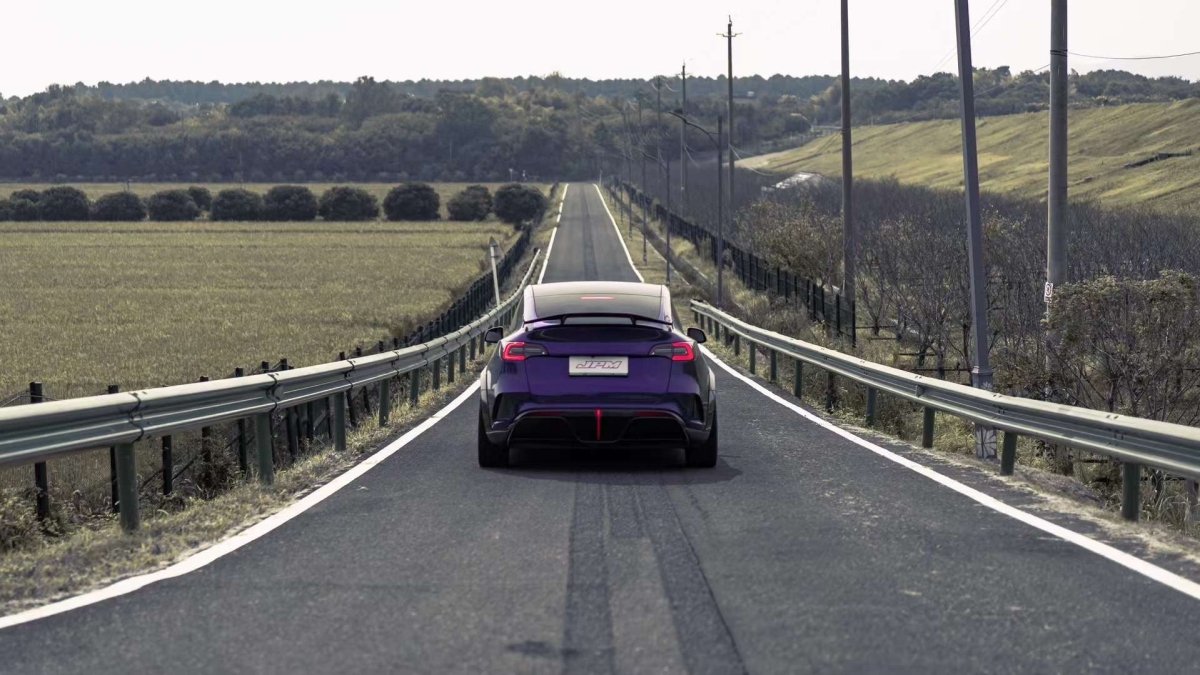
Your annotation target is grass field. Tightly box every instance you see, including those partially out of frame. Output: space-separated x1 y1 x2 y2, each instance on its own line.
745 100 1200 212
0 183 551 221
0 219 515 400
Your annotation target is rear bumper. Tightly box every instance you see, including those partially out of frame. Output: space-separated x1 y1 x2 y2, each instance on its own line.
487 403 708 448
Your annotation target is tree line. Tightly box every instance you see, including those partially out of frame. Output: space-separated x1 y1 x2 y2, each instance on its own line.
0 182 547 224
0 69 1193 181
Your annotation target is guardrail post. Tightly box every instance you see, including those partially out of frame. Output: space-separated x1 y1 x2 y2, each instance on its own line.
29 382 50 522
432 357 442 390
162 435 173 495
866 387 878 427
235 368 249 473
470 336 477 362
409 370 420 405
379 378 391 427
1122 462 1141 522
333 391 348 452
748 342 757 374
459 344 467 372
115 442 139 532
339 353 359 429
1000 431 1017 476
769 349 778 383
305 400 316 446
734 333 741 356
108 384 120 513
922 408 936 448
825 372 838 412
255 413 274 485
793 360 804 399
448 348 456 383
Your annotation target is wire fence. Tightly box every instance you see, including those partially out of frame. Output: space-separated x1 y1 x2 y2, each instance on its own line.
609 179 856 345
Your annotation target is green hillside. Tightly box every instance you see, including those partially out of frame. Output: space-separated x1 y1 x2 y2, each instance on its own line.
746 100 1200 212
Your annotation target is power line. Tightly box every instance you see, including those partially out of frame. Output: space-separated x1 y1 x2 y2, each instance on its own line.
931 0 1009 72
1069 49 1200 61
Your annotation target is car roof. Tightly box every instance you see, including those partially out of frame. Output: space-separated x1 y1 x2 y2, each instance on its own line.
524 281 672 325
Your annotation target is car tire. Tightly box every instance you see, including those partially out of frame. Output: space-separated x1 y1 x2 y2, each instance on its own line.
478 412 509 468
685 410 718 468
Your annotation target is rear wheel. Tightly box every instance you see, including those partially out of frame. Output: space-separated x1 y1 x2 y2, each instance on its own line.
685 410 718 468
478 412 509 468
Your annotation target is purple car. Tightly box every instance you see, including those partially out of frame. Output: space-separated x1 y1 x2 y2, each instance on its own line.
478 281 718 468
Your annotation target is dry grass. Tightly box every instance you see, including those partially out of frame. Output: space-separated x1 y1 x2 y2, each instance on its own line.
604 187 1200 536
0 182 551 221
749 99 1200 213
0 187 561 612
0 219 515 399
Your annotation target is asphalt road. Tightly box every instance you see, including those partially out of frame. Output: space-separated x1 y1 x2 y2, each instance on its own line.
3 184 1200 673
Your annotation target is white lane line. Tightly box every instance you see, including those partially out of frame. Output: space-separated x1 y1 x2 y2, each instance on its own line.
0 383 483 631
539 184 569 284
593 183 644 283
703 347 1200 602
539 228 558 284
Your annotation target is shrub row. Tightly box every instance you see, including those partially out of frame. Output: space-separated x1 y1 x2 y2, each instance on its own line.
0 183 543 224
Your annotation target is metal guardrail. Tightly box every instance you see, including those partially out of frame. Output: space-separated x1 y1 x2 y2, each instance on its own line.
691 300 1200 521
0 251 540 531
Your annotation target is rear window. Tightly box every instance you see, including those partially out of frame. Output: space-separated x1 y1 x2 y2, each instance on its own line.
531 292 664 323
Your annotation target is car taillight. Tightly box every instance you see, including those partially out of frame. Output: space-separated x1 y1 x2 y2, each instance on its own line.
502 342 547 361
651 342 694 362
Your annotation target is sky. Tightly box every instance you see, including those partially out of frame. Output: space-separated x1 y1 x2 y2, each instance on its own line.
3 0 1200 96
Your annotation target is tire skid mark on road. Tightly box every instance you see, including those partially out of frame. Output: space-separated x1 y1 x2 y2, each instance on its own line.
562 481 616 674
638 482 746 674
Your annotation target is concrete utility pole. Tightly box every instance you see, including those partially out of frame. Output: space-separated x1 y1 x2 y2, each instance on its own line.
717 115 725 308
1046 0 1068 317
840 0 856 302
954 0 997 459
680 63 688 218
722 18 739 214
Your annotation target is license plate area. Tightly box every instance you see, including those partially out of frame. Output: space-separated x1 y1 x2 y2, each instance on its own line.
568 355 629 376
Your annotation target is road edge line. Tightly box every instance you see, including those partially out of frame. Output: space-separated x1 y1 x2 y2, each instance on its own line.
539 183 569 283
593 183 644 282
702 346 1200 603
0 383 483 631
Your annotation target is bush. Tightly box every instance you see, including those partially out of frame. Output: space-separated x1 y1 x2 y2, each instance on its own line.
37 186 90 221
147 189 201 221
7 198 39 221
211 188 265 221
318 186 379 221
92 192 146 221
187 186 213 211
493 184 547 226
9 189 40 204
0 199 12 221
446 185 492 221
383 182 440 221
263 185 318 221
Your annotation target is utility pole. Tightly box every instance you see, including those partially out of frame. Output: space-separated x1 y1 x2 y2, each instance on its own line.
1046 0 1067 323
680 63 688 218
721 18 739 216
716 115 725 308
954 0 996 459
638 97 648 246
840 0 856 302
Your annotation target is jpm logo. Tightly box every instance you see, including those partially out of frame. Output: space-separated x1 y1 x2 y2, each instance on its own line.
575 360 624 370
